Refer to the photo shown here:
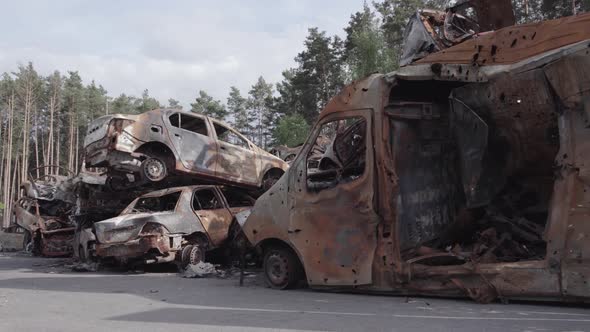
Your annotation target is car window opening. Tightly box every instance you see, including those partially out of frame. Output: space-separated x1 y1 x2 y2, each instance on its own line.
220 188 255 207
213 123 250 149
169 113 208 136
306 117 367 192
131 191 181 213
193 189 223 210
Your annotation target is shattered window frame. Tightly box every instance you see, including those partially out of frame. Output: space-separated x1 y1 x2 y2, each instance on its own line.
128 191 182 214
192 188 224 211
305 115 368 193
220 187 255 207
212 122 251 150
168 112 209 136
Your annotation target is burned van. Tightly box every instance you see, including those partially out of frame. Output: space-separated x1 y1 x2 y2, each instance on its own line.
239 12 590 303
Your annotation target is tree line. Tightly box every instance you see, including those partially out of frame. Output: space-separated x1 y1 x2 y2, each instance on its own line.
0 0 587 226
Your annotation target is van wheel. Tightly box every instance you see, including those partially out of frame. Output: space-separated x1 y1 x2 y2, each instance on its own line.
263 246 302 289
261 170 283 192
141 157 167 182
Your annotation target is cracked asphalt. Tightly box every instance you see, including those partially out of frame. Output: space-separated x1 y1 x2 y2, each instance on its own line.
0 253 588 332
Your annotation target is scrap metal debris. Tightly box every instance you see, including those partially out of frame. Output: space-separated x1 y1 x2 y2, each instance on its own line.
180 262 218 278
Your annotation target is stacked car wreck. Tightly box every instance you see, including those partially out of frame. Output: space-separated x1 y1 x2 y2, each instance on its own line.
6 0 590 305
239 1 590 303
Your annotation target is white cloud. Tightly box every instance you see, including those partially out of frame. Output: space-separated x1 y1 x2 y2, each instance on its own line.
0 0 363 108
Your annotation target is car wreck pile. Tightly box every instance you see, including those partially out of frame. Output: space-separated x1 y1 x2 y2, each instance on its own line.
7 0 590 304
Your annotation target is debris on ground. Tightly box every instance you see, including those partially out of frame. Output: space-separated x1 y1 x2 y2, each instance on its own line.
71 262 99 272
180 262 218 278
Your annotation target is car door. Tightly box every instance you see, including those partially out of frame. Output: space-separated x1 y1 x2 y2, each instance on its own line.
286 109 378 286
211 121 259 185
191 187 233 247
166 112 217 175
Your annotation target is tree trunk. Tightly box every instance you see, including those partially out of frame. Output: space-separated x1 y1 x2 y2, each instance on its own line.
34 108 40 178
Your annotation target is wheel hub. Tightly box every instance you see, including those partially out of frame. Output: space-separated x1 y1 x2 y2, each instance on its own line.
144 158 165 181
266 253 288 284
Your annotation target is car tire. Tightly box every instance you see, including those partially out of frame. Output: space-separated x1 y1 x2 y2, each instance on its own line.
78 245 88 263
141 157 167 182
263 246 303 290
189 245 205 265
22 230 32 252
261 171 283 192
180 245 193 268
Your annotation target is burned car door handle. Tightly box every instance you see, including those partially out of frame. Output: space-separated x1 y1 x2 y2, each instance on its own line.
220 146 227 150
174 133 180 138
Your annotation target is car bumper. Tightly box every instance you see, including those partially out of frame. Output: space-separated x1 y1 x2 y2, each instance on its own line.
96 235 171 258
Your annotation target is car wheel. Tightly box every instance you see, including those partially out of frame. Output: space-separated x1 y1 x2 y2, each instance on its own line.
141 157 167 182
263 246 302 289
180 245 193 268
189 245 205 265
78 245 87 262
22 230 32 252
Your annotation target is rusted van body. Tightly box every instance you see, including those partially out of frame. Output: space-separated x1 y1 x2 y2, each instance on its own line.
240 13 590 303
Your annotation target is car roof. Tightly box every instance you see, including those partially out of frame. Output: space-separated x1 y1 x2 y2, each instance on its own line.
139 185 218 198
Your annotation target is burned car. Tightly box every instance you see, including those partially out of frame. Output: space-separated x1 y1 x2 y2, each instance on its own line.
84 185 254 267
83 109 288 191
239 10 590 303
12 166 78 256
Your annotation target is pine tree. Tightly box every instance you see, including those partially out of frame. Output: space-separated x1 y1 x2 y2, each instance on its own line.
247 77 274 148
190 90 227 120
167 98 182 109
227 86 249 136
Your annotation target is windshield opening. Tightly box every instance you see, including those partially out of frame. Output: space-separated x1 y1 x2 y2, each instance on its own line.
129 191 181 213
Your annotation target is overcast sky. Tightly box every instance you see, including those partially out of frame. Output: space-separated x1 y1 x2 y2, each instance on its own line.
0 0 364 108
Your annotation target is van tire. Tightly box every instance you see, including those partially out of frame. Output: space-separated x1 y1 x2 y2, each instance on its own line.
263 246 302 289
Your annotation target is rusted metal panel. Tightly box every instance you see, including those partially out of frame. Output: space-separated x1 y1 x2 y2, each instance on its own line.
415 12 590 66
241 12 590 303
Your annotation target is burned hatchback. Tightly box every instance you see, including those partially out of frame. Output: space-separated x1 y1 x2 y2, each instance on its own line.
88 185 254 267
83 109 287 191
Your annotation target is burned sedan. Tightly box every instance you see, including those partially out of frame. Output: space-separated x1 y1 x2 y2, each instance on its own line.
239 9 590 303
89 185 254 267
83 109 287 191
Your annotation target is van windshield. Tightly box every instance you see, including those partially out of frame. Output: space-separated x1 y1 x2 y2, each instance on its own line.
128 191 181 213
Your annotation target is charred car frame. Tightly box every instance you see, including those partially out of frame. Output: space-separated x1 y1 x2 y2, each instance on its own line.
83 109 287 191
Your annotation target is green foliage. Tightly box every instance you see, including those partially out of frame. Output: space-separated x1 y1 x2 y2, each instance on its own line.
190 90 227 120
0 202 5 211
273 114 310 147
344 3 397 80
248 77 275 148
110 93 136 114
278 28 345 125
134 89 161 114
167 98 182 109
227 86 249 135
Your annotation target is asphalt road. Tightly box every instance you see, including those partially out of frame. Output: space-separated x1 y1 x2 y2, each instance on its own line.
0 253 588 332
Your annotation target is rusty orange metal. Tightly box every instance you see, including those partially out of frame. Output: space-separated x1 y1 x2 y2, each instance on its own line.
240 13 590 303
